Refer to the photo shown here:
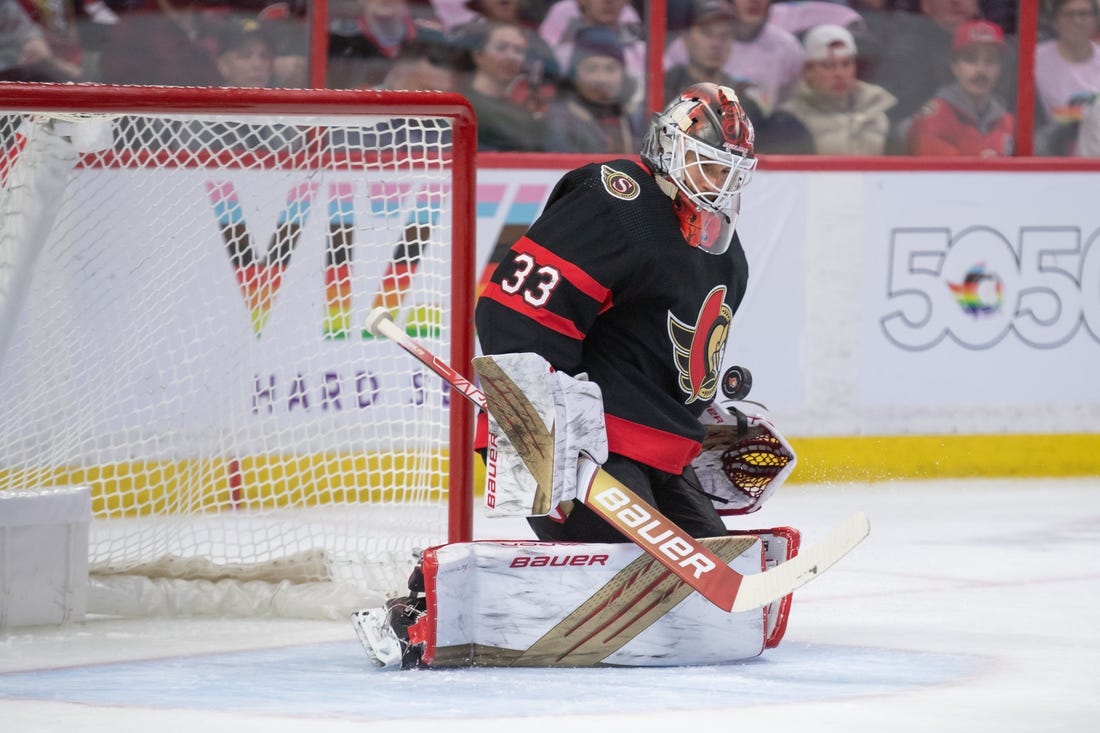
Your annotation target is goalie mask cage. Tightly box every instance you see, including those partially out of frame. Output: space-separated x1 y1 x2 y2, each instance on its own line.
0 84 476 618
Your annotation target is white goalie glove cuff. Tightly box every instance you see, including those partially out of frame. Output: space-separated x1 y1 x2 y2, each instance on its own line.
692 403 797 515
478 353 607 517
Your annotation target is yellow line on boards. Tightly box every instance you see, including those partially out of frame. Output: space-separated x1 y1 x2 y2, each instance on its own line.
787 434 1100 483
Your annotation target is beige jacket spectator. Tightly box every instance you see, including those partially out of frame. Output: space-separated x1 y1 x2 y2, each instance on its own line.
777 24 896 155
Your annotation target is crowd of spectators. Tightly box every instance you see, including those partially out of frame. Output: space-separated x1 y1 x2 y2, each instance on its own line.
4 1 1100 156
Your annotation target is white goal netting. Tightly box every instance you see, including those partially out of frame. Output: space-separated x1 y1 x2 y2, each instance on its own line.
0 86 476 617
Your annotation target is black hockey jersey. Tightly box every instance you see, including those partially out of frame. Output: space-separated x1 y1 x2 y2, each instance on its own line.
476 159 749 474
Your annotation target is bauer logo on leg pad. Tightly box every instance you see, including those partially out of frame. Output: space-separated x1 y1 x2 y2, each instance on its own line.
509 553 610 568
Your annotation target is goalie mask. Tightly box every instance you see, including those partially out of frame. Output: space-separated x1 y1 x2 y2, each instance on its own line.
641 83 756 253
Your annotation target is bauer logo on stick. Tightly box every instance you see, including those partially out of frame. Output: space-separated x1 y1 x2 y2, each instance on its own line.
589 483 718 580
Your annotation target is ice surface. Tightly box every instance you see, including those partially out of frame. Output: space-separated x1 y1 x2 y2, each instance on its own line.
2 478 1099 732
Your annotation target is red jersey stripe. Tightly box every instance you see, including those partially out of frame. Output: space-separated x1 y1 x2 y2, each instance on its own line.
478 409 702 474
513 236 612 307
480 282 585 340
605 414 702 473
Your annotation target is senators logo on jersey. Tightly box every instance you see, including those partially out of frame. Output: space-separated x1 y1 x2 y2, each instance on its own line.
600 165 640 201
668 286 733 404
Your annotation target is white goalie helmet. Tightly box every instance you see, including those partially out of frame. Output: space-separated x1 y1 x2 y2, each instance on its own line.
641 82 757 217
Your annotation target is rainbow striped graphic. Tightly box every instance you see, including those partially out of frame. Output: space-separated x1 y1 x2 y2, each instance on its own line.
206 180 318 337
324 182 355 339
948 264 1003 316
474 182 552 298
508 184 549 223
354 182 447 339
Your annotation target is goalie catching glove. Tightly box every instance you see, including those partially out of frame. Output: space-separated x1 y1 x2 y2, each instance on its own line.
692 402 797 515
474 353 607 518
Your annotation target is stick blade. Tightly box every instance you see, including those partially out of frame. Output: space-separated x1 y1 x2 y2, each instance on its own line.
731 512 870 613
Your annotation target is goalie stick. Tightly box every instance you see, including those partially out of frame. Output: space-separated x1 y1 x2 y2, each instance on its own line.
365 307 870 612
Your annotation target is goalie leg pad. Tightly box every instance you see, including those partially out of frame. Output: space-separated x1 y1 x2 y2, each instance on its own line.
729 526 801 648
388 537 770 668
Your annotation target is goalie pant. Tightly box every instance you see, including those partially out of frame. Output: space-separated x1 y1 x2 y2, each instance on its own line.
357 527 799 668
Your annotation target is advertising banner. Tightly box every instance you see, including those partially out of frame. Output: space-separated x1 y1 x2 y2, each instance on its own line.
860 172 1099 419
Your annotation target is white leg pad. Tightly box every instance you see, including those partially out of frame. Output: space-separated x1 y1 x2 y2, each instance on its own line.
413 536 773 668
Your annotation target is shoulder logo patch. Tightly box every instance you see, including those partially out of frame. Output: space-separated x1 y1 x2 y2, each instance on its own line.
600 165 640 201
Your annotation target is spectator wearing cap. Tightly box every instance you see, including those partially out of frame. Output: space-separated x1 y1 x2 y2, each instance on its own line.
863 0 1017 129
1034 0 1100 155
255 1 311 88
663 0 740 104
160 18 306 154
663 0 803 114
663 0 813 153
216 19 276 88
543 24 642 153
776 23 896 155
905 20 1013 156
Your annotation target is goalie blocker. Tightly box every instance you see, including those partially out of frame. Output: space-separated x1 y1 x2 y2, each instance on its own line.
353 526 800 669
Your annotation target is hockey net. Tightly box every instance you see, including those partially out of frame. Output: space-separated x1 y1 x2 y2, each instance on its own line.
0 84 476 618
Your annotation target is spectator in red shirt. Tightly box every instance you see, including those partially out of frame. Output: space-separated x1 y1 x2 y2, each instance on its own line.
905 19 1013 156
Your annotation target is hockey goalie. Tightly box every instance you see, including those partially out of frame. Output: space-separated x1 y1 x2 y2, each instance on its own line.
352 353 799 669
354 83 810 668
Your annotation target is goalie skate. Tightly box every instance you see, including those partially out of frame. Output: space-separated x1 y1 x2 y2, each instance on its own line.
351 597 426 670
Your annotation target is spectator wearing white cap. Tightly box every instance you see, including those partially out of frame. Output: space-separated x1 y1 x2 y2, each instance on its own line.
904 19 1013 156
776 23 896 155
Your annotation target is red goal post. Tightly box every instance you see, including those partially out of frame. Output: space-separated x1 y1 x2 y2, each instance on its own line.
0 84 477 617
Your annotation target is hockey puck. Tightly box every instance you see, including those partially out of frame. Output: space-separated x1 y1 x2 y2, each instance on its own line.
721 365 752 400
